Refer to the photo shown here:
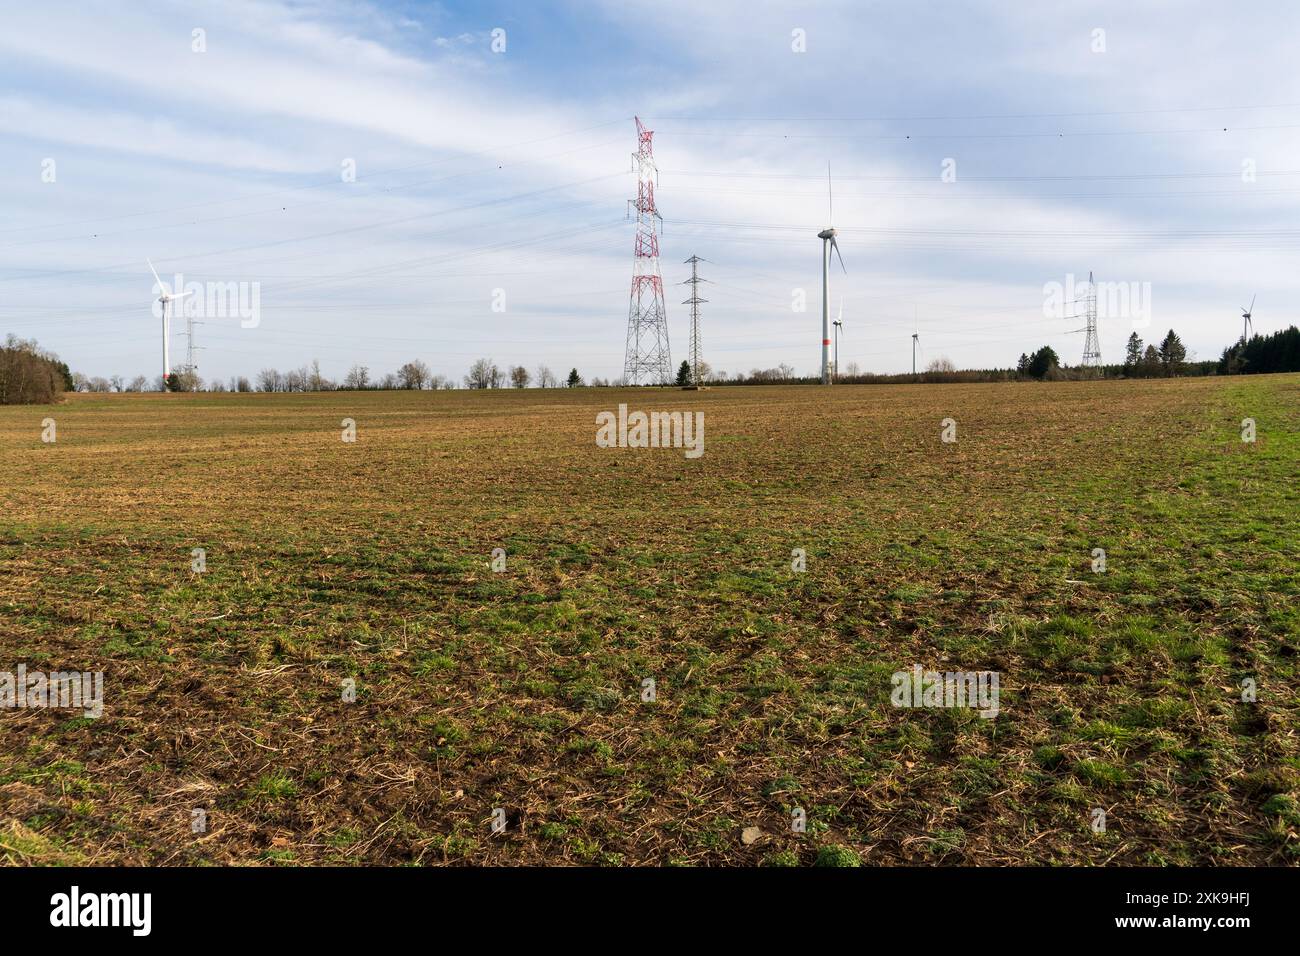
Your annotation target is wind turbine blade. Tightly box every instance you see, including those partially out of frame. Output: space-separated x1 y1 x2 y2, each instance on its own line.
838 297 843 323
174 290 195 299
148 258 173 298
1250 293 1256 314
830 236 846 273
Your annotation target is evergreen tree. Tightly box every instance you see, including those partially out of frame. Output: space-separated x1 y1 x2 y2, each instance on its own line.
1158 329 1186 376
1124 332 1143 371
675 360 692 386
1026 345 1060 380
1141 344 1160 378
566 368 582 388
1217 342 1244 376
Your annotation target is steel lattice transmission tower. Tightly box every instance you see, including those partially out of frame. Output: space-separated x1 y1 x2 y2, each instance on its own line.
1081 270 1102 368
681 255 708 386
623 117 672 385
181 310 203 381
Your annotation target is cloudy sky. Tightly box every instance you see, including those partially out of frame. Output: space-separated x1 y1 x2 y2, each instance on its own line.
2 0 1298 384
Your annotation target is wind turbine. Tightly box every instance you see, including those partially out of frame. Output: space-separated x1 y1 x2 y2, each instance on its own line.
818 163 846 385
149 259 192 385
832 299 844 382
1241 294 1256 343
911 305 920 376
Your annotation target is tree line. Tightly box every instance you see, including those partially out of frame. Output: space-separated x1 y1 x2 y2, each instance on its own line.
1217 326 1300 376
155 360 594 392
11 323 1299 403
62 359 590 394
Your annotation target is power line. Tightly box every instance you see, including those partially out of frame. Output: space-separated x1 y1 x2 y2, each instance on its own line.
644 101 1300 123
0 175 626 284
0 117 630 238
662 168 1300 183
0 137 627 251
669 184 1300 202
666 218 1300 239
652 122 1300 141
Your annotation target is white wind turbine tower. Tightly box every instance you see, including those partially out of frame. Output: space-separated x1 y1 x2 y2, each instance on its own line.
149 259 192 385
911 304 920 376
1240 294 1256 343
832 299 844 382
818 163 846 385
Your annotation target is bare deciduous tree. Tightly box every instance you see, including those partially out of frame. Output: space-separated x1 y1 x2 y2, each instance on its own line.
464 357 499 389
343 365 370 390
398 360 431 390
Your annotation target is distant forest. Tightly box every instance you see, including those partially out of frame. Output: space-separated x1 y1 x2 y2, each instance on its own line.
1218 325 1300 376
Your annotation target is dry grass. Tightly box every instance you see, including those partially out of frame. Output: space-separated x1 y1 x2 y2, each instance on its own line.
0 376 1297 865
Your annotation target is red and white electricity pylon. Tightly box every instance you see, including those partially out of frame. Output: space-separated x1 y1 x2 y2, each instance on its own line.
623 116 673 385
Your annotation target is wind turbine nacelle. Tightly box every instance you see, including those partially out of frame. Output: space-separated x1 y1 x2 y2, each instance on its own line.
817 228 837 240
